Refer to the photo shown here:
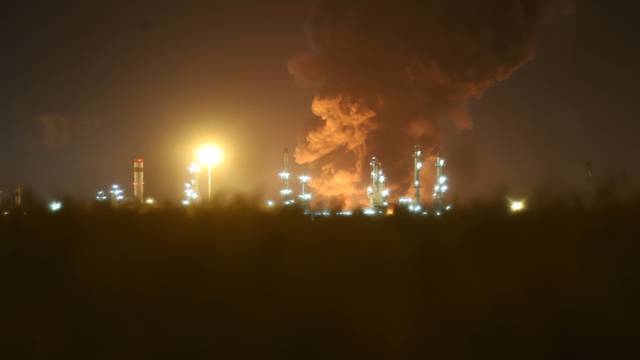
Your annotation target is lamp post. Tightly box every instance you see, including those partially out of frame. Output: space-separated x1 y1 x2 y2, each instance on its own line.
196 144 223 202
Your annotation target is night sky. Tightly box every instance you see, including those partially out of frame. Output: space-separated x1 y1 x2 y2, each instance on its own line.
1 1 639 204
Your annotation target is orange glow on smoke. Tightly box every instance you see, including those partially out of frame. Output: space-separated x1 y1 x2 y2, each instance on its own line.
295 96 378 209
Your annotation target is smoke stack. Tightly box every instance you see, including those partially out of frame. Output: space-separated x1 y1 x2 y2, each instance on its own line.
133 159 144 204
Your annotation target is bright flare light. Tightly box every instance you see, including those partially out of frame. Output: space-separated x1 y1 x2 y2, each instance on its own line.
509 199 527 213
196 144 224 167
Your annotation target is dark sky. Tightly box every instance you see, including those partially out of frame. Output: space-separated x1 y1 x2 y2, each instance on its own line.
1 1 639 204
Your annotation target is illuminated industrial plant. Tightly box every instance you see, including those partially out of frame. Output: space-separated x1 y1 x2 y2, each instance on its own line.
279 148 295 206
95 185 125 205
182 181 200 206
433 154 451 216
188 162 201 195
96 190 108 202
110 184 125 204
366 156 390 214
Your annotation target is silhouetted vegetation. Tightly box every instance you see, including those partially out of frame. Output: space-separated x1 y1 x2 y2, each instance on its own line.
1 195 639 359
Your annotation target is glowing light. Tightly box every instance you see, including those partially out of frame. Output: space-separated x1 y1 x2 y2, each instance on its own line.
96 191 108 201
109 185 125 203
299 193 312 201
145 198 156 205
188 162 201 175
196 144 224 167
49 201 63 212
299 175 311 183
439 176 447 185
509 199 527 213
399 197 412 204
337 211 353 216
280 189 293 195
363 208 377 216
416 162 423 170
382 189 390 198
279 171 291 180
439 159 446 167
266 200 275 207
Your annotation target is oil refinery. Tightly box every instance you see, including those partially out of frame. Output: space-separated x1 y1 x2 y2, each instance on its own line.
263 145 454 217
0 143 540 217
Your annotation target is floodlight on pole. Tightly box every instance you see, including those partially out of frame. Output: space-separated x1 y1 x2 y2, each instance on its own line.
196 144 224 202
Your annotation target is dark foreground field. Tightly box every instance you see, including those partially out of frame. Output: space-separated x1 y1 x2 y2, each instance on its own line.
1 201 639 359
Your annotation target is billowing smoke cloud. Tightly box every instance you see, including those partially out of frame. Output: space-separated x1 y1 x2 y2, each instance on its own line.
290 0 574 208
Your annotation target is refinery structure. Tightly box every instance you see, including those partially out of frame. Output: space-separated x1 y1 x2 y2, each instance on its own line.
2 143 454 217
265 145 452 217
366 156 390 214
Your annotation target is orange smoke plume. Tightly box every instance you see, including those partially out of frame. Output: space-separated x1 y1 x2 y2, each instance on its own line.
295 97 378 208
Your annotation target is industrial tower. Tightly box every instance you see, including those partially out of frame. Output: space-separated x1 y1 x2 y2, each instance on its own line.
133 159 144 204
279 148 294 205
413 146 424 210
433 153 450 214
367 156 389 212
298 175 312 209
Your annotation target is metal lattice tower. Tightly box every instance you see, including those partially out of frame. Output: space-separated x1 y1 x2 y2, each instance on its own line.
298 175 312 210
413 146 424 208
367 156 389 212
433 153 450 214
279 148 294 205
